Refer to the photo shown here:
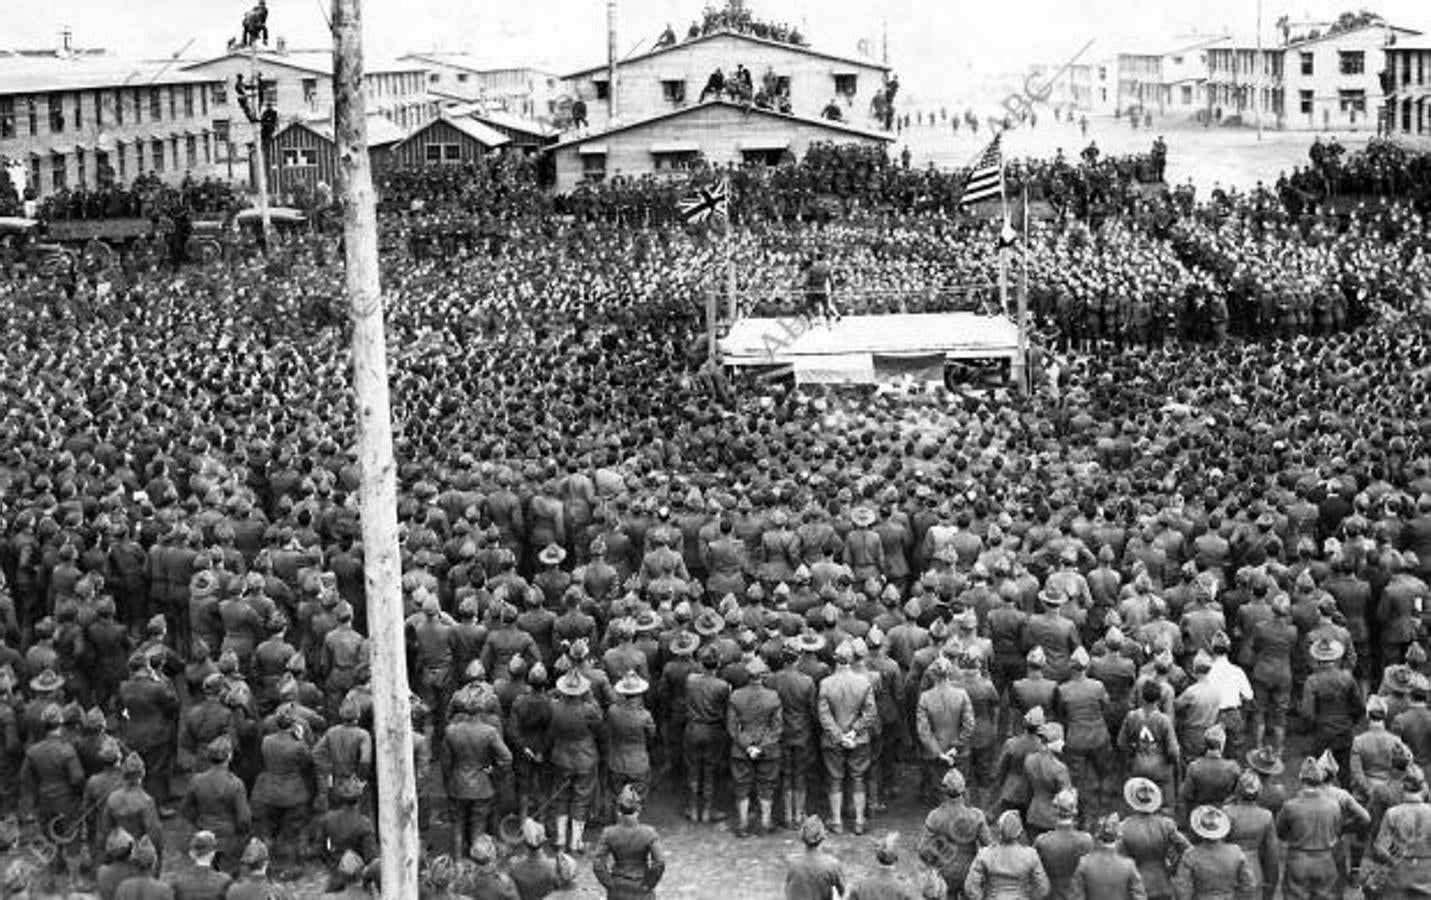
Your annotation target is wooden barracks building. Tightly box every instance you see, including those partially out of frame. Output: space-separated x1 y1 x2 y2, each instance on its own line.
552 29 895 190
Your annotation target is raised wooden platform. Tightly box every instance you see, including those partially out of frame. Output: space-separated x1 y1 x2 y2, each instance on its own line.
720 312 1020 384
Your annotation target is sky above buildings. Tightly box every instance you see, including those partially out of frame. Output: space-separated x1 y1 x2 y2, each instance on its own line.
9 0 1431 104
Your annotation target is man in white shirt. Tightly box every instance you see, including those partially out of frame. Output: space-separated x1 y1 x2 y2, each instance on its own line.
1206 630 1254 763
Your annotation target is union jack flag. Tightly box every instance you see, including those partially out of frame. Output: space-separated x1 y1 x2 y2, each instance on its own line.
678 178 730 225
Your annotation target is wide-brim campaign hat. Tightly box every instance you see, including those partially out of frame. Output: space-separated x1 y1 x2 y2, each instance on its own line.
669 631 700 656
1245 746 1286 777
556 670 590 697
632 610 661 632
1124 777 1163 814
693 610 724 637
791 631 826 653
538 544 567 566
1309 637 1345 663
1189 805 1231 840
614 672 649 696
29 669 65 693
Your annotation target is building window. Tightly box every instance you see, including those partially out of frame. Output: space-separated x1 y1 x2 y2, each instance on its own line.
1420 53 1426 86
1181 85 1193 105
152 139 165 172
652 150 698 171
1300 90 1314 114
457 73 469 83
49 94 65 133
201 85 208 115
203 132 211 164
26 97 37 135
93 91 103 128
281 148 318 168
1097 66 1107 81
95 150 110 186
1339 89 1366 112
150 89 162 120
168 87 177 120
186 135 197 168
117 143 127 182
114 89 124 126
72 93 81 130
661 80 687 104
833 73 858 96
1300 52 1314 76
75 147 85 187
1339 51 1365 75
581 152 606 181
594 80 610 100
0 97 14 139
184 85 195 118
302 78 318 107
424 143 463 163
428 73 440 83
212 81 228 106
51 153 66 190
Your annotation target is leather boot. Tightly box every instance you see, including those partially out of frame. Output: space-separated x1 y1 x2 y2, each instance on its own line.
734 798 751 838
555 815 569 850
852 791 867 835
827 791 844 834
793 788 807 825
686 782 701 822
569 820 587 854
759 798 774 835
702 799 727 824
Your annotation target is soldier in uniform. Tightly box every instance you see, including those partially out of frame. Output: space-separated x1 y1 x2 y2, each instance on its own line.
916 656 974 803
1275 755 1368 900
117 650 179 813
1301 637 1365 783
818 640 878 834
1221 772 1277 900
919 768 991 900
1035 788 1095 899
1367 764 1431 899
226 837 278 900
315 775 377 868
99 752 165 872
770 640 817 829
249 707 315 875
1174 805 1255 900
592 784 666 899
964 811 1051 899
607 671 655 803
684 644 731 824
1056 646 1112 822
509 818 577 900
1069 813 1146 899
20 703 83 875
727 656 783 836
1121 777 1190 900
1012 647 1059 719
784 815 846 900
442 687 512 859
164 830 233 900
548 669 604 853
1178 724 1240 827
179 736 251 876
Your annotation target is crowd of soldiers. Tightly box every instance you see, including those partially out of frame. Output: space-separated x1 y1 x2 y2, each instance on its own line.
4 133 1431 898
35 175 240 223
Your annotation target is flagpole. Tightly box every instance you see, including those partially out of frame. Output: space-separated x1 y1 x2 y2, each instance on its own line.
1016 181 1030 396
997 141 1009 320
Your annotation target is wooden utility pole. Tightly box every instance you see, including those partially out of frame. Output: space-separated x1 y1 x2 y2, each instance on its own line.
331 1 419 897
607 0 620 122
248 42 273 244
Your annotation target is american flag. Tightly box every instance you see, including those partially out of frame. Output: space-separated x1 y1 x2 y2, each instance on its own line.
959 134 1004 207
678 178 730 225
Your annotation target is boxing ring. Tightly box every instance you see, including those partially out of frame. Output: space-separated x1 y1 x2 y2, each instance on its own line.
718 312 1022 385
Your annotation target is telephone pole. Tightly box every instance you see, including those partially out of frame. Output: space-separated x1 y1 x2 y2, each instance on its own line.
331 0 419 897
248 42 273 244
607 0 620 123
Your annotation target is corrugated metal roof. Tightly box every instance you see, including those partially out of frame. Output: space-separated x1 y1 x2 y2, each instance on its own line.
0 55 220 94
441 116 510 148
281 113 409 147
